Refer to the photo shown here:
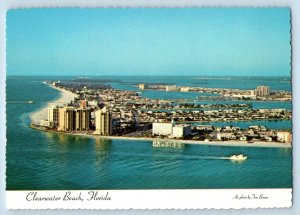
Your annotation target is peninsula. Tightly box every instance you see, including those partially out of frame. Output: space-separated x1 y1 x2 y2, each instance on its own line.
30 79 292 148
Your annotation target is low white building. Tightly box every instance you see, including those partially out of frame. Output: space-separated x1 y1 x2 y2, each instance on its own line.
152 122 192 138
172 124 192 138
88 100 99 107
264 136 273 142
239 136 247 141
139 83 148 89
216 132 236 140
180 87 190 92
196 125 213 131
249 125 260 130
152 122 174 136
277 131 292 143
165 85 177 91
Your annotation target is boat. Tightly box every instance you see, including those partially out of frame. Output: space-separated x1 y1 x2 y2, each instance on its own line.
229 154 247 161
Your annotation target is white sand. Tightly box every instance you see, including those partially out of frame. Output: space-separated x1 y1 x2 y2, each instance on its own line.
31 127 292 148
29 84 77 124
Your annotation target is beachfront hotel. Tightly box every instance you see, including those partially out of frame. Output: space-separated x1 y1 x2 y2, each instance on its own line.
277 131 292 143
152 121 192 138
58 107 75 131
152 122 174 136
75 108 91 131
57 107 91 131
48 106 59 127
47 103 113 135
94 106 113 136
172 124 192 138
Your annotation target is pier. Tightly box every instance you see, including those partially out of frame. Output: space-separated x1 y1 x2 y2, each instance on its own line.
7 100 34 104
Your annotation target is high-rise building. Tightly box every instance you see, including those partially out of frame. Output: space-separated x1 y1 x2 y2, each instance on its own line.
250 90 256 96
57 107 91 131
48 106 59 125
58 107 75 131
255 86 270 96
75 108 91 131
94 107 113 135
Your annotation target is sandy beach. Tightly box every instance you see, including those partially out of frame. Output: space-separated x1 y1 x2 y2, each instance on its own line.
29 83 77 124
30 122 292 148
91 135 292 148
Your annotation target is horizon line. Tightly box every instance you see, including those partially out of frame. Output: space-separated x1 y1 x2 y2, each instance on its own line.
6 74 291 77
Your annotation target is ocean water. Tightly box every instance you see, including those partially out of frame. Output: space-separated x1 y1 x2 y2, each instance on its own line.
6 76 292 190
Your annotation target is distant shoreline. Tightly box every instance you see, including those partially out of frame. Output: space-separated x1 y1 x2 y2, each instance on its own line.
7 75 292 78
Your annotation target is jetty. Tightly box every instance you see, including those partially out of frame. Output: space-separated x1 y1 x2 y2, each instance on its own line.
7 100 34 104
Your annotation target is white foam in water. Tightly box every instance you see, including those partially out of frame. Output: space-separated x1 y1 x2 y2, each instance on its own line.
198 156 231 160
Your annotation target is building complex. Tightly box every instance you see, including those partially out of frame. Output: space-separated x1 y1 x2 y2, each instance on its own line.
30 80 292 144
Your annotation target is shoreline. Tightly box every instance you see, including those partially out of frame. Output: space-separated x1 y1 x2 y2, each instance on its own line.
93 135 292 148
30 124 291 148
28 82 291 149
29 83 77 124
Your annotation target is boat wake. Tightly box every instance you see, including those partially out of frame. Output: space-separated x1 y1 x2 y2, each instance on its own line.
196 154 247 162
197 156 235 160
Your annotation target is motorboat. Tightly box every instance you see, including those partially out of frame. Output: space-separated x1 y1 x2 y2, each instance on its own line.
229 154 247 161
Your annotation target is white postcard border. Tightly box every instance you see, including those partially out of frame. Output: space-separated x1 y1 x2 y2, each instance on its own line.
6 189 292 209
1 0 300 213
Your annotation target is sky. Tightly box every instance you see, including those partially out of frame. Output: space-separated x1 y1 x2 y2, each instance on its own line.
7 8 291 76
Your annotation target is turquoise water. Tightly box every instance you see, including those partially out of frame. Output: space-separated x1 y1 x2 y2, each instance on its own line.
6 76 292 190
